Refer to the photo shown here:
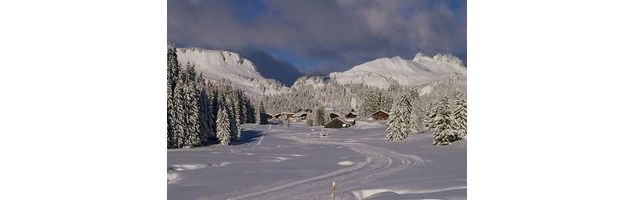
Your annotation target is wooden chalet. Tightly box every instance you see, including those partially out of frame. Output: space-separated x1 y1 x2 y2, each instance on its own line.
273 112 294 119
371 110 389 120
291 112 308 121
324 118 351 128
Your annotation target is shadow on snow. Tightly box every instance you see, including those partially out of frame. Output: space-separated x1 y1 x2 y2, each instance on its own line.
232 129 265 145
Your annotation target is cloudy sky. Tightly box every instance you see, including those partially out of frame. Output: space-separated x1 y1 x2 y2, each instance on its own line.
168 0 466 75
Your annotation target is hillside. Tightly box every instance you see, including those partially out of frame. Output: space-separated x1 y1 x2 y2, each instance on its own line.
176 47 466 96
326 53 467 88
176 47 290 96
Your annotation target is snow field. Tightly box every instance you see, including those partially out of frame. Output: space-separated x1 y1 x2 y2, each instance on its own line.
168 123 465 200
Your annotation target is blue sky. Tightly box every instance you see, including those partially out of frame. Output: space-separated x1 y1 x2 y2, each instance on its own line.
168 0 466 73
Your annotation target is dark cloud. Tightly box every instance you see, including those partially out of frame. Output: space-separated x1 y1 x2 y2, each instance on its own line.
168 0 466 73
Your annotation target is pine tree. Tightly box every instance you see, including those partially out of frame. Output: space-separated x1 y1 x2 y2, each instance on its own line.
378 91 393 113
313 106 326 126
183 78 201 147
216 107 231 145
413 95 429 133
167 43 181 148
361 90 390 118
453 90 467 139
407 89 418 133
196 74 214 145
432 96 457 145
225 97 241 141
167 85 176 148
232 90 244 125
207 84 219 143
257 101 267 124
185 62 197 82
386 92 415 141
424 97 440 131
167 43 180 93
243 97 256 124
172 78 187 148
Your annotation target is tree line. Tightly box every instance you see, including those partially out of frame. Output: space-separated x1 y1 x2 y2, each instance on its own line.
385 76 467 145
167 44 267 148
260 73 467 145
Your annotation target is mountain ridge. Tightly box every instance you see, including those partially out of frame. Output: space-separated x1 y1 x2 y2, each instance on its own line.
296 52 466 88
175 47 466 95
176 47 289 96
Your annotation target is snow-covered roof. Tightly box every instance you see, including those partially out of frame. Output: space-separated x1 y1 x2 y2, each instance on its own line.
274 112 294 117
372 110 390 115
292 112 308 117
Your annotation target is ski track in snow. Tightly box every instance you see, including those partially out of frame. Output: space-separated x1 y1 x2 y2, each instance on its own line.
233 124 271 153
255 124 270 146
214 127 425 200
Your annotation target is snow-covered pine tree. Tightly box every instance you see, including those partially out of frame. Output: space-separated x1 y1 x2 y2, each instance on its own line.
407 89 419 133
350 96 357 111
413 95 429 133
386 91 415 141
167 85 176 148
196 73 212 145
232 90 245 125
208 83 219 136
361 92 379 118
313 106 326 126
172 78 187 148
424 96 440 131
215 107 231 145
386 81 402 101
167 43 181 148
432 96 457 145
379 90 393 113
244 97 256 124
453 90 467 139
257 101 267 124
225 97 241 142
167 43 180 94
184 62 197 83
240 92 248 124
183 76 201 147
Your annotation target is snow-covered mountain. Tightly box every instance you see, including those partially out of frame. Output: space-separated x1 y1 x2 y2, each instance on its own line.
323 53 467 88
291 76 330 89
176 47 465 96
176 47 290 96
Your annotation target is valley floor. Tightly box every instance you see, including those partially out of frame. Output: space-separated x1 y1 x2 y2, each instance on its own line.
167 120 466 200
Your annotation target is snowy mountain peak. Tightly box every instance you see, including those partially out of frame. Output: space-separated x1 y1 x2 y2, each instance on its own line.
176 47 289 96
412 52 432 62
432 53 464 66
327 52 466 88
413 52 464 67
178 47 257 74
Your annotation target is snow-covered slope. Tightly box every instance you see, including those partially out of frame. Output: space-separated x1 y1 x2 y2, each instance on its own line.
291 76 330 89
177 48 465 94
176 47 290 96
327 53 466 88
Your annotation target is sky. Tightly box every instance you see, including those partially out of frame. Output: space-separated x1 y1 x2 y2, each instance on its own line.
168 0 466 75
